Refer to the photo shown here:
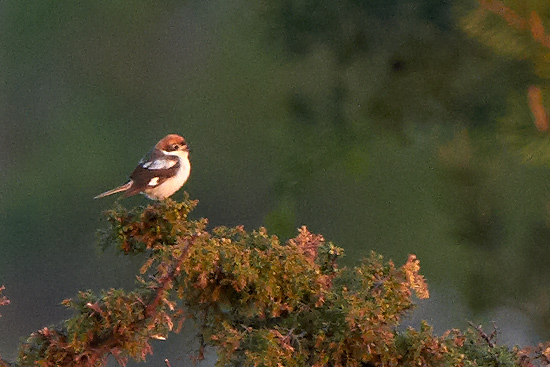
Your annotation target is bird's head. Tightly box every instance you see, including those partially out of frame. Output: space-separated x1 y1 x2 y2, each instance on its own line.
156 134 189 153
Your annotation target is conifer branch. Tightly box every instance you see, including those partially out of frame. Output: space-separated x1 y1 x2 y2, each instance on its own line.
478 0 550 51
145 236 194 317
12 198 536 367
468 321 496 348
477 1 550 133
478 0 527 31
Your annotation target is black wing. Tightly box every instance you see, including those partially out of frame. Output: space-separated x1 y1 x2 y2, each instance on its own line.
125 152 180 196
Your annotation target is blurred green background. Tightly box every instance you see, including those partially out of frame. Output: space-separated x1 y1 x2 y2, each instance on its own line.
2 0 550 364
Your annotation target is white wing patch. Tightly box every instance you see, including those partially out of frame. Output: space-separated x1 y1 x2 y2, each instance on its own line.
148 177 160 187
141 158 177 170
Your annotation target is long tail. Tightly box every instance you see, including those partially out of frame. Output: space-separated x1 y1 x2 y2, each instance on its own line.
94 182 132 199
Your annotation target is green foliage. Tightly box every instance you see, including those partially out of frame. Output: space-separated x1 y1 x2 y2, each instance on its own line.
459 0 550 76
459 0 550 165
497 87 550 165
398 323 520 367
12 195 550 366
452 1 550 330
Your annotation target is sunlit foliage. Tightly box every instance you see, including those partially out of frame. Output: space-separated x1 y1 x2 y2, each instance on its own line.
5 195 548 366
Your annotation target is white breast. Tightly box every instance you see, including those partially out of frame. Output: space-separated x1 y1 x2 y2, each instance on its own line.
143 151 191 200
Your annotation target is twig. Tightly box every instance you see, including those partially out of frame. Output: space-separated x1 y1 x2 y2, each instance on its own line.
146 236 195 317
79 237 195 365
477 1 550 134
478 0 527 31
528 86 549 132
196 305 208 361
164 358 172 367
468 321 496 348
0 285 10 315
489 321 499 342
479 0 550 51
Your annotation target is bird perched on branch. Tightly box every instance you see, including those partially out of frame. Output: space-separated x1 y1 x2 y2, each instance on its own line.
94 134 191 200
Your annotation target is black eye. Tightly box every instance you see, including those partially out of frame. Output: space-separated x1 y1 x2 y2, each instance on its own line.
171 144 179 151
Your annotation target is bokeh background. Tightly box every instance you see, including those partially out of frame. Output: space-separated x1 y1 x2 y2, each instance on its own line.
2 0 550 365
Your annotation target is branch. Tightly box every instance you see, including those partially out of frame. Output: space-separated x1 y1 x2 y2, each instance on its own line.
528 85 549 132
89 238 195 362
146 236 194 317
468 321 496 348
0 285 9 314
477 2 550 133
529 11 550 50
19 236 196 366
478 0 527 31
478 0 550 51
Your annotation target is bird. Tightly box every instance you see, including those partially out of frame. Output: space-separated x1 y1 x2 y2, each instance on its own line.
94 134 191 200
